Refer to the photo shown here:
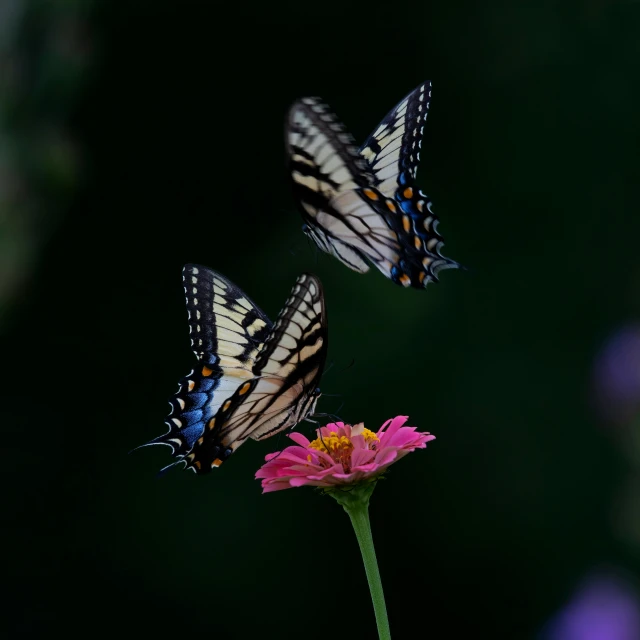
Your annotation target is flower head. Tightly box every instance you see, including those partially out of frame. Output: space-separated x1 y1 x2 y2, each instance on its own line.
256 416 434 493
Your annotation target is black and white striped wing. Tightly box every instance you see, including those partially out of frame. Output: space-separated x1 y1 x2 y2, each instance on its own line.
359 81 431 195
359 82 461 287
287 98 403 275
140 265 273 465
184 273 327 474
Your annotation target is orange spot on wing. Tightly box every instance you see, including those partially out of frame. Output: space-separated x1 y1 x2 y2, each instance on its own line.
188 380 195 391
223 400 231 411
402 215 411 232
414 236 422 249
212 458 223 468
403 187 413 199
417 200 424 213
399 274 411 287
208 418 216 430
363 188 379 201
202 366 213 377
197 437 204 445
239 382 251 395
194 460 202 470
419 272 426 284
386 200 397 212
423 257 433 267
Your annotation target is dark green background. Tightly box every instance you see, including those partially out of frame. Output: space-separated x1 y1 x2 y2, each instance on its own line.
4 0 640 638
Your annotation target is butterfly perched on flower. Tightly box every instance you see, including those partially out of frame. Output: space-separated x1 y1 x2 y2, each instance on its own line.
137 265 328 474
286 81 460 289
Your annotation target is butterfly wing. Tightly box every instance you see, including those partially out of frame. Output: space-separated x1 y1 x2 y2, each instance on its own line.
287 98 403 275
360 81 431 194
140 264 272 463
287 90 460 288
184 273 327 474
360 82 461 286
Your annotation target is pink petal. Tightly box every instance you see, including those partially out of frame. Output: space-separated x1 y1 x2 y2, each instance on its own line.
313 449 337 467
350 448 376 467
374 447 400 467
377 416 409 445
261 479 296 493
289 477 334 488
304 463 345 479
330 472 359 481
351 461 380 473
385 427 431 450
288 432 311 447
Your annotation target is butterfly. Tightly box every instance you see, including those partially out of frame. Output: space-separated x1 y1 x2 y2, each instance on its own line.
138 265 328 474
286 81 461 289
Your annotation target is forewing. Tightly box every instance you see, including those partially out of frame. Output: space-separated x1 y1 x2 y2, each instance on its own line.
182 264 271 366
360 81 431 195
287 98 402 273
287 96 375 209
139 265 273 463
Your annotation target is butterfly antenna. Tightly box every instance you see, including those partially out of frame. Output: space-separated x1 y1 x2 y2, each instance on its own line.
325 401 345 423
340 358 356 373
314 399 345 423
267 427 293 462
288 238 305 257
266 449 285 463
322 360 335 377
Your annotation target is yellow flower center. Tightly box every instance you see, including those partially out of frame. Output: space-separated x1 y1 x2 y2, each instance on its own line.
308 427 380 470
362 428 380 447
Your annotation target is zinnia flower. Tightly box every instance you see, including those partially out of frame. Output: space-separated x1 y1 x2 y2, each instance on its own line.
257 415 435 640
256 415 434 493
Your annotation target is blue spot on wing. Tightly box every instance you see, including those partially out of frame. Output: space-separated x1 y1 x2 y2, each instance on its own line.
141 369 223 458
178 422 206 452
183 392 208 411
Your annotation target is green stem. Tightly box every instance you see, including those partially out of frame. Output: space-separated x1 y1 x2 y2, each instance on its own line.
329 483 391 640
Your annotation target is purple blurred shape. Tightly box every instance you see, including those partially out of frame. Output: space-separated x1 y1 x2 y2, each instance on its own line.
593 324 640 425
543 572 640 640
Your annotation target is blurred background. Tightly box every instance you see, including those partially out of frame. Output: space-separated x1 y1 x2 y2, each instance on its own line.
2 0 640 638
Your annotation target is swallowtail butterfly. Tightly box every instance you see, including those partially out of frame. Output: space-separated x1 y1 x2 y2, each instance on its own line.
138 265 327 474
287 81 460 288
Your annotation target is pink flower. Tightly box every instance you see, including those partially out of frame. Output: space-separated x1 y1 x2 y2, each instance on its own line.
256 416 435 493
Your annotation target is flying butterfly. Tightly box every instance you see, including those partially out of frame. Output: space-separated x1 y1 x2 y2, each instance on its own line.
137 265 328 474
286 81 461 289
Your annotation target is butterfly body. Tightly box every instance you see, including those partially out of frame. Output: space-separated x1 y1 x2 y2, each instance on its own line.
139 265 327 474
287 81 460 289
